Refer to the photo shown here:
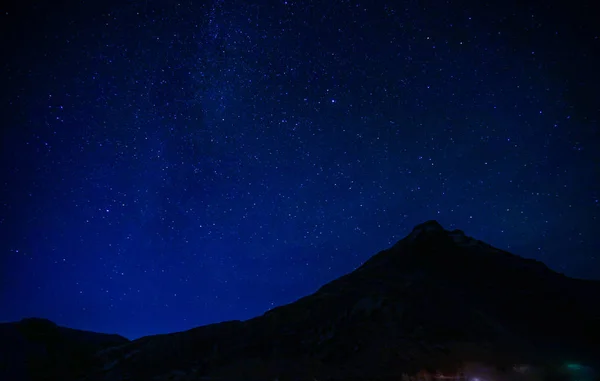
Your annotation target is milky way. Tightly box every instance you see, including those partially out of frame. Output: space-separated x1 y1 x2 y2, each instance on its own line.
1 0 598 339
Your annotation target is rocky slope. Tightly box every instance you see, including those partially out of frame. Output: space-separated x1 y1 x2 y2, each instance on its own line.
0 317 129 381
2 221 599 381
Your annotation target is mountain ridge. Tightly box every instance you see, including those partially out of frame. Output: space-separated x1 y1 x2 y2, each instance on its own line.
2 220 598 381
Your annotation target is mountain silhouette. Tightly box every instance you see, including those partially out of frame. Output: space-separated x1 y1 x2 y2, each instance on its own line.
2 220 599 381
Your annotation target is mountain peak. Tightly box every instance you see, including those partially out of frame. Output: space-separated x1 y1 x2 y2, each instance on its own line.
404 220 446 242
412 219 445 232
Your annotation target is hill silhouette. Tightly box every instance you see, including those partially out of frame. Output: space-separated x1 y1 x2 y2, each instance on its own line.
2 221 598 381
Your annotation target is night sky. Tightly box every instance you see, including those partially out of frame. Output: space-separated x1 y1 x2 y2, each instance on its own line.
1 0 598 340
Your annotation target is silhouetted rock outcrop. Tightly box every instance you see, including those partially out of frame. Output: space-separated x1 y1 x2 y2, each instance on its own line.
2 221 599 381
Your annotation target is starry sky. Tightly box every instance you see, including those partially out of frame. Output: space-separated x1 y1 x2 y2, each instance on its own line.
1 0 598 339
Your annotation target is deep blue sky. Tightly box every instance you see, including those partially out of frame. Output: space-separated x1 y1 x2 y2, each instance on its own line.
1 0 598 339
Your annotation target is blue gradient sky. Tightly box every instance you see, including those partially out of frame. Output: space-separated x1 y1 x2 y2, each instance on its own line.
1 0 598 339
